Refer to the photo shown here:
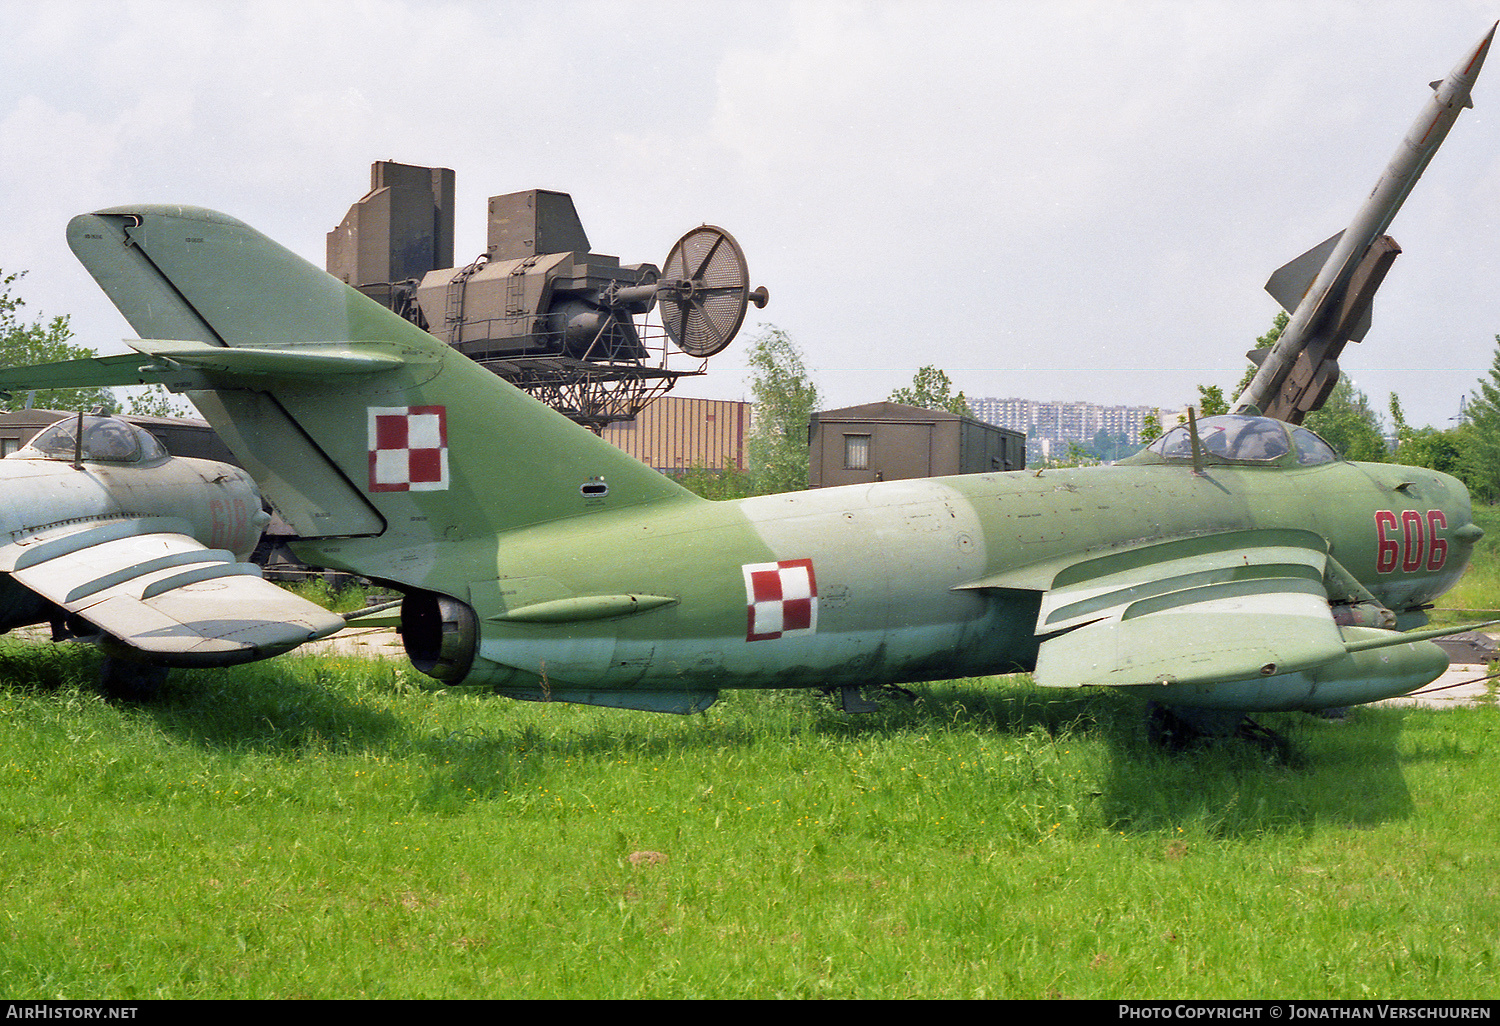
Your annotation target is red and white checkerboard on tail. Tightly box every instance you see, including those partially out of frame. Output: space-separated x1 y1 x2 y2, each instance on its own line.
368 406 449 492
743 558 818 642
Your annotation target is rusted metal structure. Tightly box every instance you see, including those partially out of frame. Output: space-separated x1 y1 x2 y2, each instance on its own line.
328 162 765 430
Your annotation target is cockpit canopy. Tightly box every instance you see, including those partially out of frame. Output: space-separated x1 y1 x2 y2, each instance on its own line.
1120 414 1341 468
14 415 170 465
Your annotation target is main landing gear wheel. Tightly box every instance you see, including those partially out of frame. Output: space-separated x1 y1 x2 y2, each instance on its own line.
98 657 169 702
1145 702 1292 759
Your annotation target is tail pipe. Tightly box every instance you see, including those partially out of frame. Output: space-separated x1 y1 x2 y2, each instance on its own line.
399 591 479 684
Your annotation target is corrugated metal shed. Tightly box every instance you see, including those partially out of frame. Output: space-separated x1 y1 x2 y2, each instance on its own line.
600 395 751 474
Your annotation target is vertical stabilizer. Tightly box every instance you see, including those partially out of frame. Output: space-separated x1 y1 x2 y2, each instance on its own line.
67 205 697 584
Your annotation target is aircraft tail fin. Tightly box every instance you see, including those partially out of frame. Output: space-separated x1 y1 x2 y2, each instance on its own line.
60 205 697 574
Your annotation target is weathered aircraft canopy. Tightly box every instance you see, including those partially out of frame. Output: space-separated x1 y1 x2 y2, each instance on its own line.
17 415 169 465
1122 414 1342 468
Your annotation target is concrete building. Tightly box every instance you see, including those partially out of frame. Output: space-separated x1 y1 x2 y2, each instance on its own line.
966 396 1157 463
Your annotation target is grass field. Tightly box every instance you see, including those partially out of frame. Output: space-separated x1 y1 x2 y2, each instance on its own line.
1434 504 1500 623
0 640 1497 1000
4 506 1500 1000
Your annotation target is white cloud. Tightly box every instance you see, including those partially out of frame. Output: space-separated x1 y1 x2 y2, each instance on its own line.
2 0 1498 426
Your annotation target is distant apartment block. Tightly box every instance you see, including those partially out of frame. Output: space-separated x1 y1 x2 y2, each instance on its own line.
966 396 1157 462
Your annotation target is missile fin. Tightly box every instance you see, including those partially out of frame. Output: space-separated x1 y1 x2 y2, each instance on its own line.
1265 231 1343 314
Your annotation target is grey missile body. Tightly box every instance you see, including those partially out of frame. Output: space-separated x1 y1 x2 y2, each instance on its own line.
1233 23 1496 423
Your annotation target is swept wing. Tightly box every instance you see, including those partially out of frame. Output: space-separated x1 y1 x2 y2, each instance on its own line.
963 526 1464 711
0 517 344 666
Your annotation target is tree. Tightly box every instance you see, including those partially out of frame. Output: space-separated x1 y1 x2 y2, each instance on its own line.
0 269 114 413
889 365 971 416
1197 384 1228 417
1141 409 1163 443
1397 422 1473 480
745 326 820 494
1303 377 1386 463
1051 440 1101 468
1388 392 1409 447
1461 334 1500 503
122 386 196 420
673 461 754 501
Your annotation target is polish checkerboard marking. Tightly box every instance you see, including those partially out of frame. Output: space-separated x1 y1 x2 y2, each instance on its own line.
368 406 449 492
743 558 818 642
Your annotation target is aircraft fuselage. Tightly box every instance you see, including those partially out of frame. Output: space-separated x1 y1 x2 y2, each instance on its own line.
294 455 1476 710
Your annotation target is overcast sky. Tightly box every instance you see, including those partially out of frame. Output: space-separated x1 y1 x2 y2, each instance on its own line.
4 0 1499 430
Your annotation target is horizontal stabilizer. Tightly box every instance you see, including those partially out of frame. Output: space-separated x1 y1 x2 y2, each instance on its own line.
134 338 421 377
0 340 422 397
0 353 159 395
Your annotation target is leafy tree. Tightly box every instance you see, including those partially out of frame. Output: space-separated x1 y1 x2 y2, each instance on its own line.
1197 384 1228 417
0 269 114 413
1398 422 1473 479
122 386 196 419
1041 439 1101 469
1167 387 1227 430
1141 409 1163 443
1303 377 1386 463
1461 334 1500 503
889 365 971 416
745 326 820 494
1388 392 1410 446
1083 429 1135 463
673 461 754 501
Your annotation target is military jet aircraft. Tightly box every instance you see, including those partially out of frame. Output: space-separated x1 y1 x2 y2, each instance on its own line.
1 26 1494 738
0 412 344 697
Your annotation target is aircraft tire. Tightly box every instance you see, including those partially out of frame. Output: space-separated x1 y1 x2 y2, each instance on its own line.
98 657 169 702
1146 701 1293 759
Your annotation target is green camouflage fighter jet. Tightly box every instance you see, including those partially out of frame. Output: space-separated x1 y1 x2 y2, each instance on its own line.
1 26 1494 738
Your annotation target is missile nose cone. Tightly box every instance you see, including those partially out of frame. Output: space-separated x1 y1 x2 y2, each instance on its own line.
1455 21 1496 84
1432 23 1494 111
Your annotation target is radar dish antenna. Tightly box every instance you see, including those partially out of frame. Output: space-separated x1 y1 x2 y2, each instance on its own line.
658 225 769 358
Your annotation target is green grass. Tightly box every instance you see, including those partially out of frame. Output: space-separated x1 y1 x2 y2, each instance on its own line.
277 576 376 615
1432 504 1500 624
1 642 1498 999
